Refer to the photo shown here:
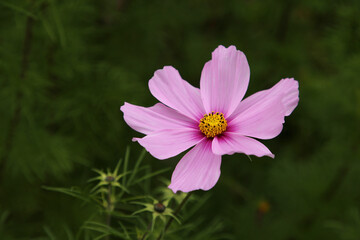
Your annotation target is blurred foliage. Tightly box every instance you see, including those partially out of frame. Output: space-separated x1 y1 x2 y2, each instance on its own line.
41 148 221 239
0 0 359 239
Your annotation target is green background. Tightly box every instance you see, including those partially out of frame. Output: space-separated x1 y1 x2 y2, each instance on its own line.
1 0 360 239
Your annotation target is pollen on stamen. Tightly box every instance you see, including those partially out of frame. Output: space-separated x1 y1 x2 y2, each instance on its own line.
199 112 227 138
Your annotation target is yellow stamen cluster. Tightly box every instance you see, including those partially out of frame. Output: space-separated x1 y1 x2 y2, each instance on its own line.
199 111 227 138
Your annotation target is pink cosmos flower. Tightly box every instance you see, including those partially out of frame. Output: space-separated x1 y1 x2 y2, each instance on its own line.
120 45 299 193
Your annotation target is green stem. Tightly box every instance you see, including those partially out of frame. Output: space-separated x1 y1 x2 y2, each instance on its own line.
158 192 193 240
0 9 34 177
105 184 112 240
141 220 153 240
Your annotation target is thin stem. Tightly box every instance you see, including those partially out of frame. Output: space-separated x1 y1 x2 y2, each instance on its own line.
141 220 153 240
157 192 193 240
105 184 113 240
0 11 34 176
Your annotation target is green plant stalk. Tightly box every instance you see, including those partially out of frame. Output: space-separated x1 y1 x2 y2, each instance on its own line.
157 192 193 240
141 220 153 240
106 184 113 240
0 8 34 177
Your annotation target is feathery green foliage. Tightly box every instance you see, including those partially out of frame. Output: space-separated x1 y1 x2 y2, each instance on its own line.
0 0 359 239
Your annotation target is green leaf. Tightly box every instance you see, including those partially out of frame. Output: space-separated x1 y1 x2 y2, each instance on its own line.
118 221 131 239
64 225 74 240
94 233 109 240
127 149 146 186
43 225 57 240
108 211 137 219
113 158 123 177
122 146 130 186
0 210 9 226
0 1 38 19
49 0 66 47
82 221 126 238
120 195 149 202
131 168 170 186
41 18 56 42
42 186 90 202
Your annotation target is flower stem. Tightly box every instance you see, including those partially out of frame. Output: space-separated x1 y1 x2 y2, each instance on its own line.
141 220 153 240
105 184 112 240
157 192 193 240
0 8 34 178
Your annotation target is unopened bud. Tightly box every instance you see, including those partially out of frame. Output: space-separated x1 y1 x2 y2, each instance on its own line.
154 202 166 213
105 175 115 182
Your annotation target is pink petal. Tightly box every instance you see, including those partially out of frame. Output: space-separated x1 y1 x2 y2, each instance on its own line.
120 102 196 134
168 139 222 193
134 129 204 160
148 66 205 121
200 45 250 117
229 78 299 120
228 91 286 140
212 132 274 158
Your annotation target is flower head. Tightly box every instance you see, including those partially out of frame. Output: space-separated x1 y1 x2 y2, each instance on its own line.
121 45 299 193
89 160 128 193
132 197 179 231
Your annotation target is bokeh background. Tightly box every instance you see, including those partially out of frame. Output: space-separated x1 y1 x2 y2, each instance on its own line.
1 0 360 239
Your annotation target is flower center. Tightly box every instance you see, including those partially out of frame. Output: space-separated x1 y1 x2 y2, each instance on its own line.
199 111 227 138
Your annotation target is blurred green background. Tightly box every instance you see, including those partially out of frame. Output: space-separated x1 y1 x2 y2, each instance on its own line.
1 0 360 239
